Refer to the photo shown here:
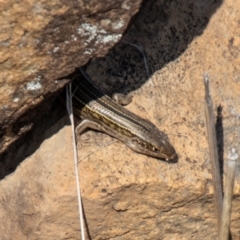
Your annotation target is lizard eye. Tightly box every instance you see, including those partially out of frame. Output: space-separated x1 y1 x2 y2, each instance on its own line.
152 146 159 153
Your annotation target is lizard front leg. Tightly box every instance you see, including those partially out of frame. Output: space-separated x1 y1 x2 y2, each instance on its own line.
112 93 133 106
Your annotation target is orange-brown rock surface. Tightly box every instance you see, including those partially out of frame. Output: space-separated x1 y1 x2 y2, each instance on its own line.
1 0 240 239
0 0 142 155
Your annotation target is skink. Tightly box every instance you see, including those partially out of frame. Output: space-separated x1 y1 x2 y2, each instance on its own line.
71 71 178 162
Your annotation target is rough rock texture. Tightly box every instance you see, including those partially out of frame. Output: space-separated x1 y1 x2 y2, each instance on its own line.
0 0 142 154
1 0 240 239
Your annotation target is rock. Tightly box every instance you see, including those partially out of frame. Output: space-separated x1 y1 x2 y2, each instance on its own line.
0 0 143 154
1 0 240 239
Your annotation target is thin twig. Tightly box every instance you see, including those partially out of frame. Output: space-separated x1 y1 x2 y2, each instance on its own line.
66 84 86 240
121 40 149 77
78 139 117 162
204 74 223 235
220 148 238 240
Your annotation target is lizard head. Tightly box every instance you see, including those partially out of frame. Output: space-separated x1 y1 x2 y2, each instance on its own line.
126 124 178 163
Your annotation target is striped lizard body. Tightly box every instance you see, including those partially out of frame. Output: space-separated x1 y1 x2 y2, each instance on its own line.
71 72 177 162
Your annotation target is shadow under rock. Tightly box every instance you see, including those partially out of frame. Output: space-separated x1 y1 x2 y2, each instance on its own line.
85 0 223 95
0 93 70 180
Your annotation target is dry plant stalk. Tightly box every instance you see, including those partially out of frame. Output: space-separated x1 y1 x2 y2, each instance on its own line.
204 74 223 235
66 84 86 240
220 148 238 240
